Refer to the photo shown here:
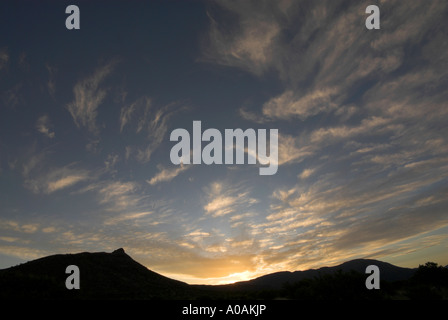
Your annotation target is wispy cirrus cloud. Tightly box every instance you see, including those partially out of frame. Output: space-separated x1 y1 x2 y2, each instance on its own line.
213 0 447 126
19 147 90 194
215 0 448 193
24 164 90 194
67 61 117 134
36 115 55 138
97 180 140 210
299 168 315 180
120 97 184 163
147 164 190 186
46 174 88 193
262 87 339 121
119 96 145 133
202 0 285 75
104 211 153 225
203 181 258 217
0 219 40 234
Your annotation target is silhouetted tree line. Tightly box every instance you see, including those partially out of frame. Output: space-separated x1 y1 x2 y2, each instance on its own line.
404 262 448 300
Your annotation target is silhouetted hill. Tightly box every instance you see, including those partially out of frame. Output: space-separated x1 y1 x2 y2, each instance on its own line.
0 248 193 299
202 259 416 292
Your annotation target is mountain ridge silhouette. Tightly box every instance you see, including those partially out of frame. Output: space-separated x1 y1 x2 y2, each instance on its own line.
0 248 432 299
205 258 416 292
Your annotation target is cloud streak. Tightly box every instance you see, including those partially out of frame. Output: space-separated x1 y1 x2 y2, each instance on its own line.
67 61 116 134
147 164 190 186
36 115 55 138
203 181 258 218
24 164 90 195
120 97 184 163
202 0 284 75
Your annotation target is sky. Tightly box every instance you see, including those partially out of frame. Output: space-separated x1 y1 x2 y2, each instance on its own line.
0 0 447 285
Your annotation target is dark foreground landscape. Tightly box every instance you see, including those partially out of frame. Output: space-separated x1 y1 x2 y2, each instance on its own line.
1 248 447 300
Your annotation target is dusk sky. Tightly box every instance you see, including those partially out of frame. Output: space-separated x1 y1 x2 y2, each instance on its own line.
1 0 447 285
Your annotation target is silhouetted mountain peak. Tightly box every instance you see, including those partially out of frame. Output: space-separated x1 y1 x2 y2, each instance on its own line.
0 248 192 299
112 248 126 255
